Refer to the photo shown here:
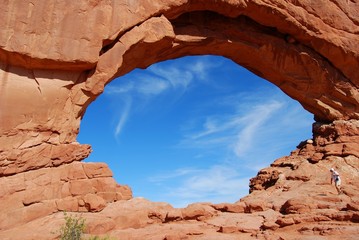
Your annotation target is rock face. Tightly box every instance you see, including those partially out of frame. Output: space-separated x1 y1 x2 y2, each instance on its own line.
0 161 132 232
0 0 358 239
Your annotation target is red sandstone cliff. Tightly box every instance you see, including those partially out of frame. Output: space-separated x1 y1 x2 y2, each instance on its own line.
0 0 358 239
1 121 357 240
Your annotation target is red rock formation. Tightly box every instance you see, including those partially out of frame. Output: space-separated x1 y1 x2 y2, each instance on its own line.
0 161 131 232
0 0 358 239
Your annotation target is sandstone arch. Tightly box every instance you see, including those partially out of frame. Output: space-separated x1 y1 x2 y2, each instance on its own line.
1 0 358 175
0 1 359 238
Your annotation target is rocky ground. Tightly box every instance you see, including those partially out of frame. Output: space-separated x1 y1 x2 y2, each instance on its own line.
1 121 358 240
1 1 359 239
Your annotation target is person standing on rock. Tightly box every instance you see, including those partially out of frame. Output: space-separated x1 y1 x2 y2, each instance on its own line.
330 168 342 194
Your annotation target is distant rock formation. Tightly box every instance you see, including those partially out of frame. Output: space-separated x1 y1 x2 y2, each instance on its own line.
0 0 358 239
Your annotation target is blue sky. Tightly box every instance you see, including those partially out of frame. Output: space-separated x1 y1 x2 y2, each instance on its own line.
78 55 313 207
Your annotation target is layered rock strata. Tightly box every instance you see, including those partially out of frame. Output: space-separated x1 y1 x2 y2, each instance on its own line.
0 162 132 232
0 0 358 239
1 0 359 177
1 122 359 239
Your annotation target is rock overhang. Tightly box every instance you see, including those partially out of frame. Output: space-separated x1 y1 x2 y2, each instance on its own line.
0 1 359 238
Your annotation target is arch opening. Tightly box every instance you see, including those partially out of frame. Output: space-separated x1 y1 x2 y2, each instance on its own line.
0 1 358 237
85 9 358 128
78 55 313 207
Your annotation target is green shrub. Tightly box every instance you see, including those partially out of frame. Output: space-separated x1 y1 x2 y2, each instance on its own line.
59 212 86 240
56 212 116 240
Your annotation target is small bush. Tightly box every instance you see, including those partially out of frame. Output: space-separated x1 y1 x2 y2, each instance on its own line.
59 212 86 240
56 212 116 240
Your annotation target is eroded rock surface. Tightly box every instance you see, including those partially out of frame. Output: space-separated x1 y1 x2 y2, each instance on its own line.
0 0 358 239
0 161 132 232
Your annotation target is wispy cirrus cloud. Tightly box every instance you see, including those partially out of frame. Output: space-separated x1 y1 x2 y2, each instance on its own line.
106 76 170 96
107 56 224 99
106 81 135 94
148 55 221 87
106 57 225 139
148 65 193 91
149 165 250 207
178 165 247 196
148 89 312 207
148 168 202 183
114 97 132 138
82 55 314 208
178 93 285 158
136 77 169 95
233 100 283 157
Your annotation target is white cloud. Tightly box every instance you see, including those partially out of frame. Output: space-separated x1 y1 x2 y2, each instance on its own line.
147 56 224 93
233 101 283 157
114 97 132 138
106 77 170 97
175 89 313 167
186 55 224 80
191 114 243 140
149 65 193 91
189 117 223 140
148 165 250 207
136 77 170 95
183 166 243 194
148 168 201 183
85 55 314 208
106 56 226 140
145 95 312 207
178 97 284 155
106 82 134 94
186 59 207 80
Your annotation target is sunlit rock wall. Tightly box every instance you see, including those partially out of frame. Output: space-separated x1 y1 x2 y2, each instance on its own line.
0 0 358 235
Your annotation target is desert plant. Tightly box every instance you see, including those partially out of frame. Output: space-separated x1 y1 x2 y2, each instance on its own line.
58 212 86 240
56 212 116 240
